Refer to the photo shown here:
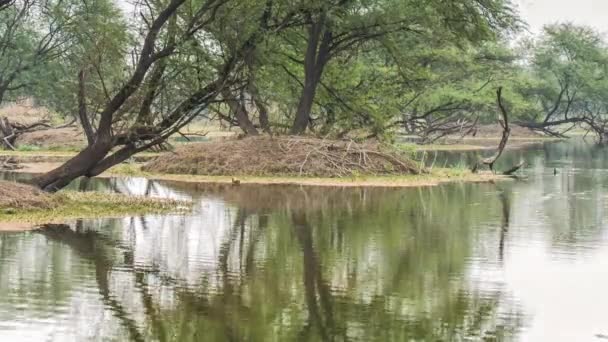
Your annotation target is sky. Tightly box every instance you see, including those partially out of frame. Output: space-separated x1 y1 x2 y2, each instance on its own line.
518 0 608 34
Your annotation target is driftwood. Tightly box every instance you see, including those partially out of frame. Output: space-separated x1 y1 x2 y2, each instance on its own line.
0 115 68 150
0 117 16 149
472 87 525 175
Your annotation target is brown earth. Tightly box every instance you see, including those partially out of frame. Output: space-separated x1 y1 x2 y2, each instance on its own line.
0 180 55 210
144 136 422 177
15 126 86 150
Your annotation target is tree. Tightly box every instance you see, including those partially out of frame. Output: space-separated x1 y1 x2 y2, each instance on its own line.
0 0 76 104
381 39 521 142
515 24 608 139
276 0 519 134
31 0 292 191
31 0 215 190
1 0 525 190
41 0 128 145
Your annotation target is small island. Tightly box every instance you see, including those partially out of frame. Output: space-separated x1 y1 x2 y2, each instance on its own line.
0 180 189 228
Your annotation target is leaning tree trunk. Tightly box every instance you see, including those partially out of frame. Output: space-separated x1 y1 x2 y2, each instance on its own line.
78 69 96 145
32 130 114 191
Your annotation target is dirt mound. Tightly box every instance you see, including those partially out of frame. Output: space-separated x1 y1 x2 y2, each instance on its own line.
0 181 55 210
15 127 86 150
144 136 422 177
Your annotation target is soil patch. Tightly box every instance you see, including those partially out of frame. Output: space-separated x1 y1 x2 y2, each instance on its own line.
15 126 86 150
144 136 422 177
0 180 55 210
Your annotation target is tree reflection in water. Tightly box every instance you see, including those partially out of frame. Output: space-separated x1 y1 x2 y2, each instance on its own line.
22 181 525 341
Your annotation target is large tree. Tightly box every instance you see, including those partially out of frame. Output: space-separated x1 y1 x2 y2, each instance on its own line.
31 0 295 191
515 24 608 139
0 0 76 104
278 0 519 134
1 0 528 190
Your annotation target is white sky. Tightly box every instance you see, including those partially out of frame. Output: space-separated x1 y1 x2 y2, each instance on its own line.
518 0 608 34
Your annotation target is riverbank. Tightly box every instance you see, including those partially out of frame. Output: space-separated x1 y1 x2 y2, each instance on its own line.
3 162 507 188
1 135 529 189
0 180 190 228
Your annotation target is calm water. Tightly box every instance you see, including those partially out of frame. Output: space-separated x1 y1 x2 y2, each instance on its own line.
1 140 608 341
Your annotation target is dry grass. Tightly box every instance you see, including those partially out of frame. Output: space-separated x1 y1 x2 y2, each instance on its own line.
144 136 423 177
0 180 191 223
15 126 86 150
0 180 55 210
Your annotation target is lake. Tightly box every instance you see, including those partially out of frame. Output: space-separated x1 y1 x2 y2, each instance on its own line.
1 140 608 341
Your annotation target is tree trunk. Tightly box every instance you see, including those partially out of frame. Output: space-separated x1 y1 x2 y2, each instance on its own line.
291 84 318 134
0 86 6 105
289 17 332 135
32 130 114 191
255 97 271 134
222 89 259 135
78 69 96 145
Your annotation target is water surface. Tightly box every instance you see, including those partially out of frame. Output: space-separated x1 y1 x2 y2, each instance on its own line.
1 140 608 341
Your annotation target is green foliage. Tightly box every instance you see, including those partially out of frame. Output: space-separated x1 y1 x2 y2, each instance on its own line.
5 0 608 148
16 144 41 152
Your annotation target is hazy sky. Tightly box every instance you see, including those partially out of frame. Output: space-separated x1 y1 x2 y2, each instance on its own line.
518 0 608 34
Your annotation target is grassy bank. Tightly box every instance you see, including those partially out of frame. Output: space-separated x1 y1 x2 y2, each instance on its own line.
0 181 190 225
2 133 524 190
105 164 506 188
4 160 509 189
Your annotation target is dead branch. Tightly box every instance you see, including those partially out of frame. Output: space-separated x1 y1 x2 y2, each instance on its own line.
0 115 75 150
469 87 525 175
502 160 525 176
481 87 511 172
